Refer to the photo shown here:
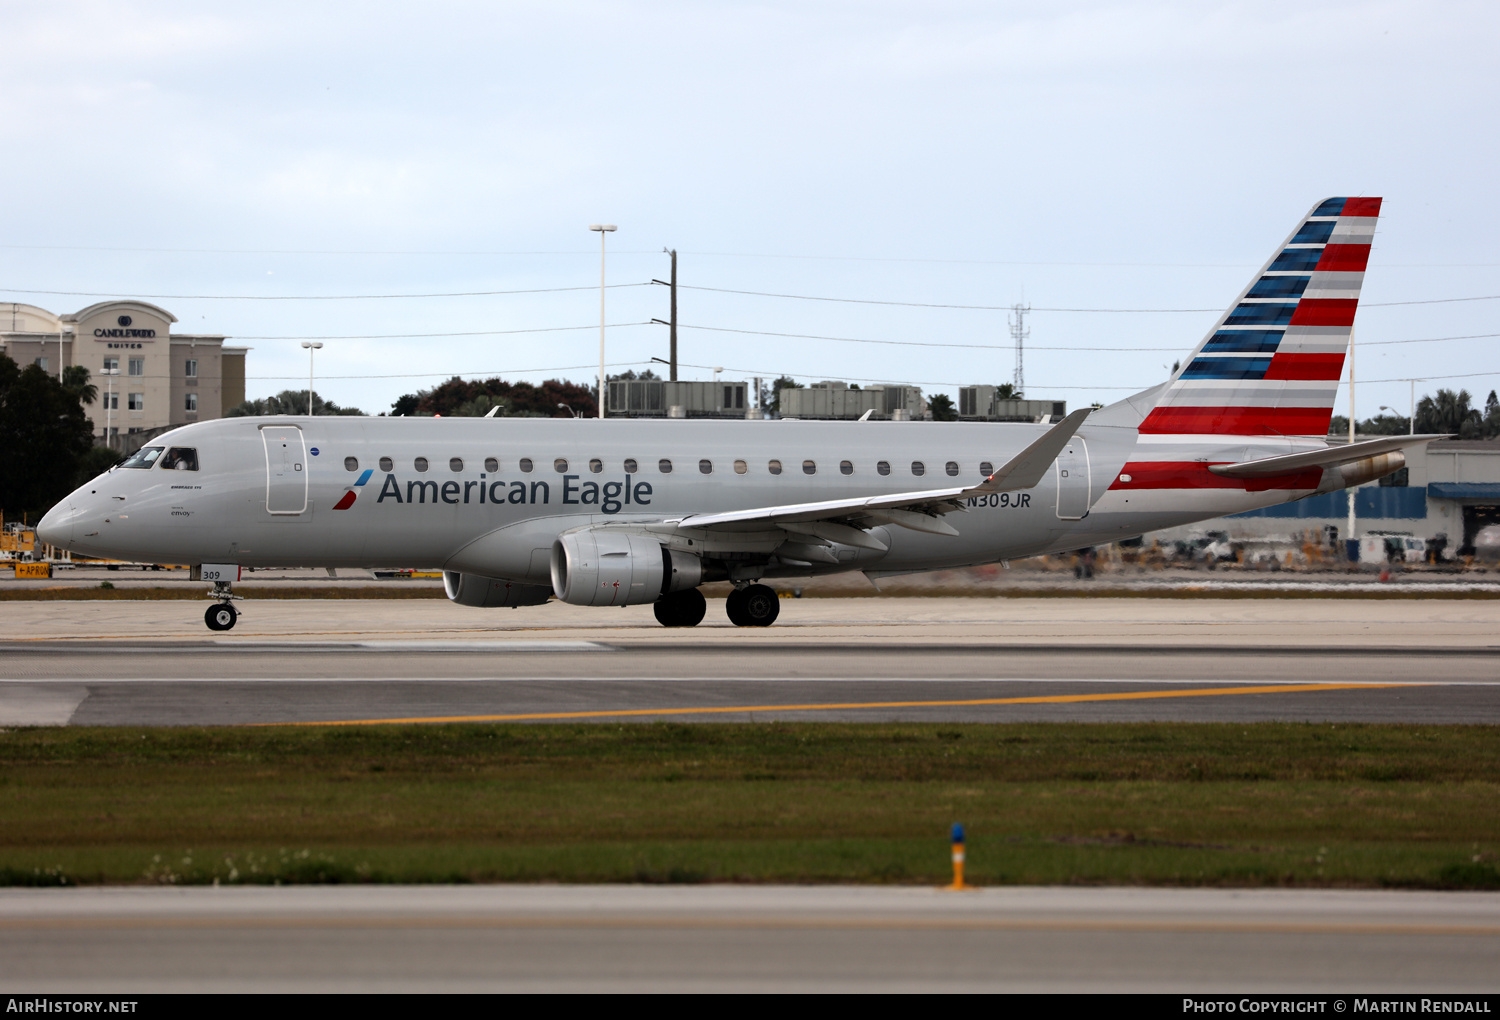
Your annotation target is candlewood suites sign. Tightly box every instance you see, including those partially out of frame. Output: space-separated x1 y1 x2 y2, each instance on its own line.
93 314 157 340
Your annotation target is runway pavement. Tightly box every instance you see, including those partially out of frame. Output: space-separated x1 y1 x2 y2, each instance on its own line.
1 597 1497 725
2 884 1497 992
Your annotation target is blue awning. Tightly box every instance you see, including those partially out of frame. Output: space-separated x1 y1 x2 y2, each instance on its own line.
1427 482 1500 501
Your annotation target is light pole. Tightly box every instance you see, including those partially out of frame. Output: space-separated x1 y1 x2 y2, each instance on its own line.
103 364 117 450
1346 326 1357 559
589 224 617 418
300 341 323 416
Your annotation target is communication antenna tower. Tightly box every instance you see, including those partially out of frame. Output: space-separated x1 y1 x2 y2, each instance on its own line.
1008 303 1030 396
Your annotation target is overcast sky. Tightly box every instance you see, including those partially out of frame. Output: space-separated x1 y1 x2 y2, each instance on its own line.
2 0 1496 417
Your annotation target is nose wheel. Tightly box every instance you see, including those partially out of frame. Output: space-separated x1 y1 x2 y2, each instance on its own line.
725 583 780 627
205 602 238 631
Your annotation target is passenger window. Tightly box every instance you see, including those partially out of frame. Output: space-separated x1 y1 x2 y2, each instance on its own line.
520 458 534 473
554 458 568 473
734 460 747 474
911 461 925 476
840 461 853 475
379 456 393 472
877 461 890 476
768 460 782 475
659 459 673 473
589 458 603 474
945 461 959 477
485 457 499 473
162 447 199 471
624 459 638 474
980 461 994 476
344 456 359 471
699 459 713 474
450 457 464 472
414 457 429 472
803 460 816 475
120 446 164 469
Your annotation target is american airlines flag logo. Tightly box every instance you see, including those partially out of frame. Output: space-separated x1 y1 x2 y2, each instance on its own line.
332 469 374 510
1140 196 1381 437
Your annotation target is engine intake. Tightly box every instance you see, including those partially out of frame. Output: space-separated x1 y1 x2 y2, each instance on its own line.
442 571 552 608
551 529 700 606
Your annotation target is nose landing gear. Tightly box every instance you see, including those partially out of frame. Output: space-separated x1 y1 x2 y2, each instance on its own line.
204 579 241 631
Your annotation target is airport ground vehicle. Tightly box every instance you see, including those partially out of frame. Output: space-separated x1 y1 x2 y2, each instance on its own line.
38 197 1446 630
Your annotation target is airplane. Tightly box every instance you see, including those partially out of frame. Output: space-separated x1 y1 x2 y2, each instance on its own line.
37 197 1445 631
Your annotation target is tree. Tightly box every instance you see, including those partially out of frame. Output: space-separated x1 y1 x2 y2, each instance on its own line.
1415 388 1481 438
226 390 364 417
767 376 800 417
928 393 958 421
388 376 597 418
62 365 97 407
995 382 1019 399
0 354 97 520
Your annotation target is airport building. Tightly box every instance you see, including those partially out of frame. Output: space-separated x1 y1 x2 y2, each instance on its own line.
1 300 247 450
607 378 752 418
958 386 1068 423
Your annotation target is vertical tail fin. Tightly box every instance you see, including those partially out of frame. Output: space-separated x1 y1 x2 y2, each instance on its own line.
1137 196 1381 436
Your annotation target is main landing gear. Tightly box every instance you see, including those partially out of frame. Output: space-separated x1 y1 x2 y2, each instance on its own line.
204 579 240 632
726 583 779 627
654 588 708 628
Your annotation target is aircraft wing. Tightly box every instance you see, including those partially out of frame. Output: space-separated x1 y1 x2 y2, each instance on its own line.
1208 433 1450 478
672 408 1091 538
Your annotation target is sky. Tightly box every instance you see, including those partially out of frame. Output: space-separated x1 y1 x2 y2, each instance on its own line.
2 0 1496 418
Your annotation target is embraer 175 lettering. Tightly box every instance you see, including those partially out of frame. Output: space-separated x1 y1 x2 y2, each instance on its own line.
38 198 1442 631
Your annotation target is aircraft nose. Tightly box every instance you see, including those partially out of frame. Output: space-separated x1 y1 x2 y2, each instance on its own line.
36 500 76 548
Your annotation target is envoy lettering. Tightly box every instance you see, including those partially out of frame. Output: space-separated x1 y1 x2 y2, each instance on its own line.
374 474 652 513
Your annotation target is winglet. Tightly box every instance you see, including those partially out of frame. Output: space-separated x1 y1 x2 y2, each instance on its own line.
975 408 1092 493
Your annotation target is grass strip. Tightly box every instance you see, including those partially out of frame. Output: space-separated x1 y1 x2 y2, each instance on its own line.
1 722 1496 888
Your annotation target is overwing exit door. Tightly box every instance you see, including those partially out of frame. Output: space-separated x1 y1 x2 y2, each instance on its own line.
261 426 308 515
1054 438 1091 520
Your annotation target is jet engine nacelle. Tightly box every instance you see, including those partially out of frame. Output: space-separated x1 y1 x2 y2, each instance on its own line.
442 571 553 608
550 529 701 607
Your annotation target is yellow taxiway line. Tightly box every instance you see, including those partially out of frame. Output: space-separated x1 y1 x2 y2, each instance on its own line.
264 682 1410 727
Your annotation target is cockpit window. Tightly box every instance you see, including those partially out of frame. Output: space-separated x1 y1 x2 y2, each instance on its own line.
161 448 199 471
120 446 164 469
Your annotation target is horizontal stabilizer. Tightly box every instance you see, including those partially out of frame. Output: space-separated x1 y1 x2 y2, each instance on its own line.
1208 434 1450 478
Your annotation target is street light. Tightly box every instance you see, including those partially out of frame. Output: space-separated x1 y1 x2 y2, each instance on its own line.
589 224 617 419
103 362 118 450
300 341 323 416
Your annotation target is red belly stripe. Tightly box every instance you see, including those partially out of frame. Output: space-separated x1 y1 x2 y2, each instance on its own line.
1111 461 1323 492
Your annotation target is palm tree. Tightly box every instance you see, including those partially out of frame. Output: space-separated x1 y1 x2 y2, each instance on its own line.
1415 389 1482 437
61 365 97 406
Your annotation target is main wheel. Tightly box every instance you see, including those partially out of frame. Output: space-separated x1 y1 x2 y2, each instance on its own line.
733 584 780 627
654 588 707 627
725 587 749 626
205 602 238 631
